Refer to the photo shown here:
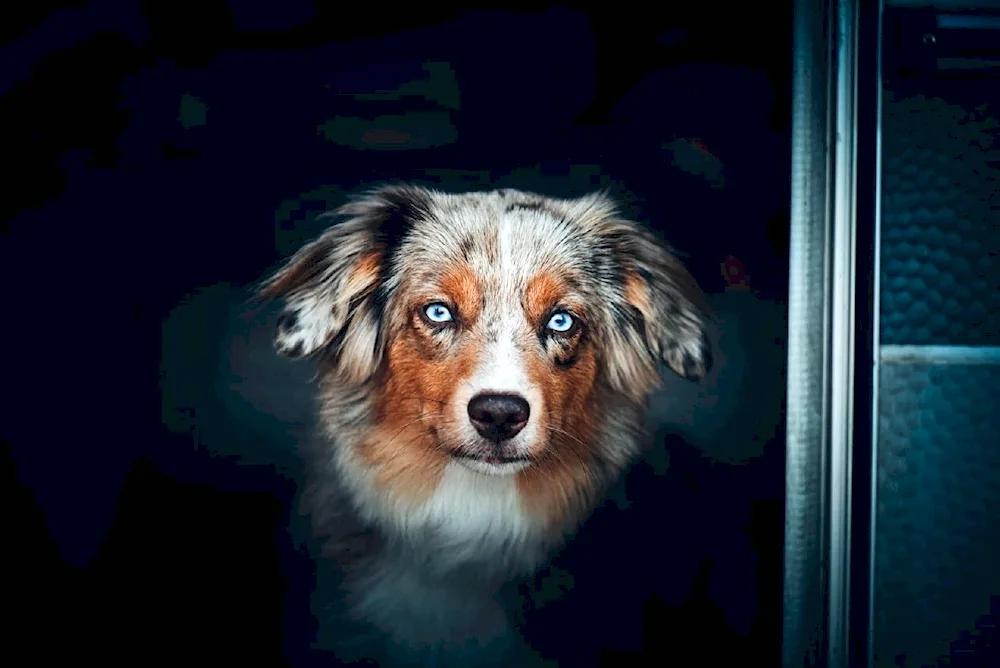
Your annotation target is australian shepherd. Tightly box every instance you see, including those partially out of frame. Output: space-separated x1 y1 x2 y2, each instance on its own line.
258 185 712 666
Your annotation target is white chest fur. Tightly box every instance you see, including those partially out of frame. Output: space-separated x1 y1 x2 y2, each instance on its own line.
335 459 548 654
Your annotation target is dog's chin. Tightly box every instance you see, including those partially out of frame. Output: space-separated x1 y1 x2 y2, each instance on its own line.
453 454 531 477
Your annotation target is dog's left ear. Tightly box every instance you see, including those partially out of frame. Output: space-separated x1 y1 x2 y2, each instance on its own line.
613 223 713 384
256 185 432 385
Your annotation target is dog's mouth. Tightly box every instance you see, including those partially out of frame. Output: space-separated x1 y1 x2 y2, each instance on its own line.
452 452 532 476
453 452 530 465
447 447 532 475
435 431 532 474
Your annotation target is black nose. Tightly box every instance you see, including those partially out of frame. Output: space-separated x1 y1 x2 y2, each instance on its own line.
467 393 530 442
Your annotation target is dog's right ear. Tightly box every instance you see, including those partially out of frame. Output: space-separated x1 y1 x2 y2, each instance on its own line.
257 185 433 384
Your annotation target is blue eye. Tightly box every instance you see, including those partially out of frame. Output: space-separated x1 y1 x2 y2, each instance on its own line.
424 303 454 323
546 312 574 333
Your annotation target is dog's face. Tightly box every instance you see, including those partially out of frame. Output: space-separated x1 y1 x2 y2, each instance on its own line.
261 186 710 517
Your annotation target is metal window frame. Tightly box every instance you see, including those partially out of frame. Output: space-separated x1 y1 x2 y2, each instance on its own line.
783 1 882 666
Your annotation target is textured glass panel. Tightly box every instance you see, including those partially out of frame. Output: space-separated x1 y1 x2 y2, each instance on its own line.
873 362 1000 666
879 94 1000 346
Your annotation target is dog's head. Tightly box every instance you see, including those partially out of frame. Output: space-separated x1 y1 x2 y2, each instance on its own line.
260 185 710 516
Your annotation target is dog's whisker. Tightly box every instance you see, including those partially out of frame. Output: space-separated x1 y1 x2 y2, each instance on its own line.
375 410 443 456
393 396 450 406
544 424 591 453
532 446 570 478
374 414 473 470
379 431 424 464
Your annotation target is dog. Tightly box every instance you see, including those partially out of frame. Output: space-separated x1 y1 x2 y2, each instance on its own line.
257 185 712 665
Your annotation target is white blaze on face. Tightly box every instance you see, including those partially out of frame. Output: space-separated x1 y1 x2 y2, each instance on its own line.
451 215 544 472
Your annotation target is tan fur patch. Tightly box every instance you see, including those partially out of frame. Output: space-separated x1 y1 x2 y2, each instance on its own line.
359 420 448 506
516 336 601 529
345 250 383 296
523 271 568 326
438 265 483 324
357 329 479 505
623 270 652 319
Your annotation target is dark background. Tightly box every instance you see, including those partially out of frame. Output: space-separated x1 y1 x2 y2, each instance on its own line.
2 2 792 665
